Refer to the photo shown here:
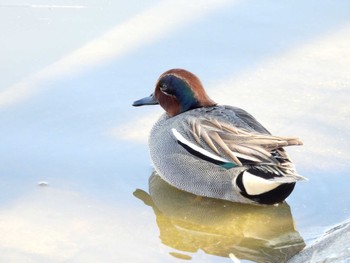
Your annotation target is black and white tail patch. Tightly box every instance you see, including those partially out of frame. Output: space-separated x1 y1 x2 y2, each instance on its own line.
236 171 296 205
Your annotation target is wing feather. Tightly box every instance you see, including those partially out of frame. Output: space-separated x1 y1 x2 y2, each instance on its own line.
186 116 302 167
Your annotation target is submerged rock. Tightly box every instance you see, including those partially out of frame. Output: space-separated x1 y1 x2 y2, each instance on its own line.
288 220 350 263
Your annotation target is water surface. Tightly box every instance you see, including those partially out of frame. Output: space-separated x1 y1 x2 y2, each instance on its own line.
0 0 350 262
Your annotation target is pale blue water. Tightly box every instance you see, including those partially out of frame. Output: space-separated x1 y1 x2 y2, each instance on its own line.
0 1 349 262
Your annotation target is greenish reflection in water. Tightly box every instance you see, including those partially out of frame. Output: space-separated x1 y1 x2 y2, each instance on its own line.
134 172 305 262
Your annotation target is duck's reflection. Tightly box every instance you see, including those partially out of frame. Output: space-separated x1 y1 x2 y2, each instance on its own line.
134 172 305 262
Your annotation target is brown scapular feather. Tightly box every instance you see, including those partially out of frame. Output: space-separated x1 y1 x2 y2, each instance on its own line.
201 130 220 155
210 132 242 165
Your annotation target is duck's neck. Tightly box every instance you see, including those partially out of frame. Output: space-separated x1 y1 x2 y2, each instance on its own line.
179 83 217 113
177 84 202 113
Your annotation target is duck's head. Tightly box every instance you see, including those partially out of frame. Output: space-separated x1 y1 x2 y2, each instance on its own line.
133 69 216 116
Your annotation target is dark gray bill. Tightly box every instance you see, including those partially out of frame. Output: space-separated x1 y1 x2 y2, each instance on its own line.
132 93 159 106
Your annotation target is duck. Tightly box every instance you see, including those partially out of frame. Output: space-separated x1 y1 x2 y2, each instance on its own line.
133 68 305 205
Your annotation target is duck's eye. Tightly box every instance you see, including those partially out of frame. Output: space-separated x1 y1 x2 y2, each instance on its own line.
160 83 174 96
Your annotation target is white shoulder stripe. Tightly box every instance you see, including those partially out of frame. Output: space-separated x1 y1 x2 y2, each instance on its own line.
171 128 230 163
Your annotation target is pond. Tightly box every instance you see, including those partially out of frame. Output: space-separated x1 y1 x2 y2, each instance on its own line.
0 1 349 262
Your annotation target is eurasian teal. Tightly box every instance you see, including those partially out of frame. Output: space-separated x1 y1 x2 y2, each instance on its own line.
133 69 305 205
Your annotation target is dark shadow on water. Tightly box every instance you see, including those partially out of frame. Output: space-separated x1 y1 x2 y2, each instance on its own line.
134 172 305 263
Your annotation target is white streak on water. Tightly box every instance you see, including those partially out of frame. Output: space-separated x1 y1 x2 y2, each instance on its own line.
0 4 86 9
210 25 350 169
0 0 234 108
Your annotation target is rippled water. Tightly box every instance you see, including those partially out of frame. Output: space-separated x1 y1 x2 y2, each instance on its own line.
1 1 349 262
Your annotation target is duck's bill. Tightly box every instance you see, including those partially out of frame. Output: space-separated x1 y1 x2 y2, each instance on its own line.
132 93 159 106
